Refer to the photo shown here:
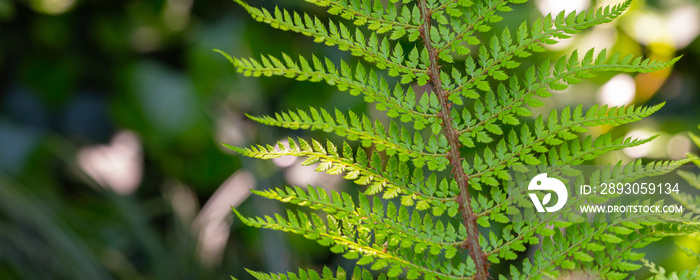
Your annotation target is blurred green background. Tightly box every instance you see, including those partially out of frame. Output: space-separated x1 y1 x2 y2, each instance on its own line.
0 0 699 279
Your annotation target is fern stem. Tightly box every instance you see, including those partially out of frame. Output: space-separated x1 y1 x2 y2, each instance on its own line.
417 0 489 278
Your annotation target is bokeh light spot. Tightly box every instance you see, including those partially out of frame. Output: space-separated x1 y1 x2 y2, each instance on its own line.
667 134 692 159
597 74 636 107
77 131 143 195
31 0 76 15
623 130 657 158
536 0 589 16
193 170 255 267
624 6 700 48
272 139 297 168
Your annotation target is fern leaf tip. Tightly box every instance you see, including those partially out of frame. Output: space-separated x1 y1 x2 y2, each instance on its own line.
221 142 246 154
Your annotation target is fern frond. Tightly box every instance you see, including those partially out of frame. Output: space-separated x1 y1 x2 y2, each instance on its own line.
506 210 698 280
251 186 465 257
245 266 347 280
457 92 664 152
461 103 663 175
226 0 691 278
456 49 678 134
244 266 403 280
225 136 449 172
224 53 439 127
542 133 658 166
224 140 457 211
232 207 475 279
594 159 691 184
524 225 657 279
232 0 427 76
247 108 447 161
304 0 421 37
641 259 700 280
443 0 633 93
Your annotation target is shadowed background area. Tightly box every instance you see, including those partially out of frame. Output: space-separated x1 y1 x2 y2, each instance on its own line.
0 0 699 279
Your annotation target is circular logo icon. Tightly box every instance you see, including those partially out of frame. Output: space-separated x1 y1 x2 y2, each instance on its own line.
527 173 568 212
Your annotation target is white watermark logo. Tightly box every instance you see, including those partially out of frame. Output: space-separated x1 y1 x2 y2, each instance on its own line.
528 173 568 212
